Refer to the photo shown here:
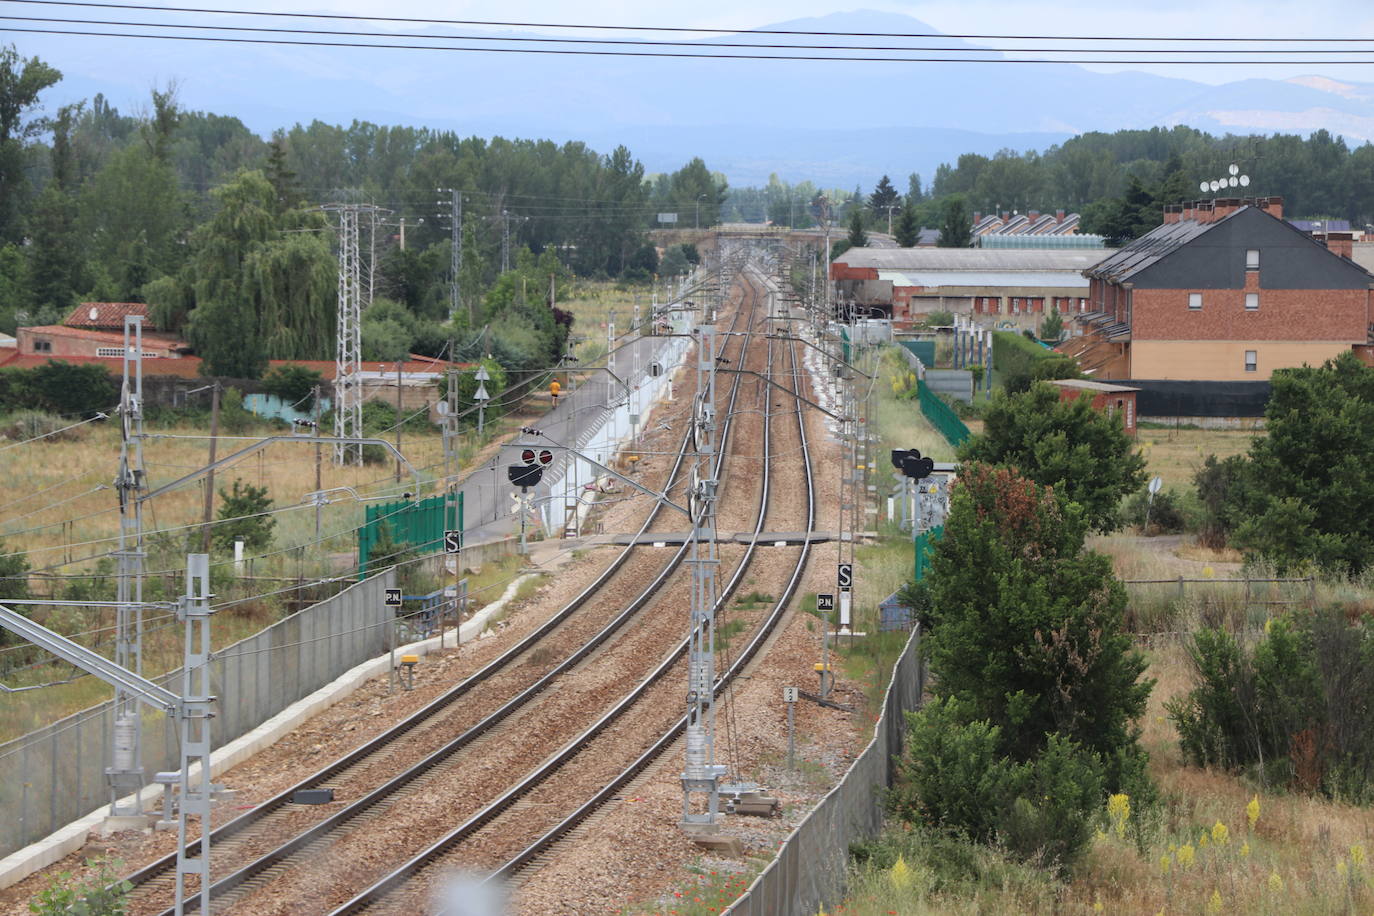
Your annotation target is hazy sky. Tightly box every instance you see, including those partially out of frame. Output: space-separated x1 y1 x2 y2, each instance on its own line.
266 0 1374 84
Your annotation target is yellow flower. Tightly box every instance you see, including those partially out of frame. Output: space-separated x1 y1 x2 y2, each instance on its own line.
1337 860 1349 878
1199 830 1210 848
1177 845 1196 869
1206 889 1223 914
1246 795 1260 830
1096 827 1108 841
1212 821 1230 846
889 854 912 890
1268 872 1283 893
1093 902 1104 913
1160 854 1172 875
1108 793 1131 837
1352 844 1366 867
1168 843 1178 854
1240 841 1251 858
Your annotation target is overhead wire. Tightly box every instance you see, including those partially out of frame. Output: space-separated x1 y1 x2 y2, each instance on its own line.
0 20 1367 64
8 0 1371 44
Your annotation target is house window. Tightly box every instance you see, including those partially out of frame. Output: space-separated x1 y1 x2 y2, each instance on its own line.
33 339 51 353
1245 293 1259 311
1246 249 1260 270
1245 350 1258 373
1012 298 1021 314
1188 293 1203 310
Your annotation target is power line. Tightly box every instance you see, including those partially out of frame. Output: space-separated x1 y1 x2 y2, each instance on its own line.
9 13 1374 56
9 0 1374 44
5 24 1371 65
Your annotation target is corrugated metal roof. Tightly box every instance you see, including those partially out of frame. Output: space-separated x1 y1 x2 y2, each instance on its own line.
836 248 1107 271
1084 213 1219 283
878 269 1090 289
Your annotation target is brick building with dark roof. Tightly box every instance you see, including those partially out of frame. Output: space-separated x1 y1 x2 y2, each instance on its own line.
1064 197 1374 381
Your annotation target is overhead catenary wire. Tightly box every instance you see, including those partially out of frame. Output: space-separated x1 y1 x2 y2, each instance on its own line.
3 23 1370 65
9 0 1373 44
9 12 1374 57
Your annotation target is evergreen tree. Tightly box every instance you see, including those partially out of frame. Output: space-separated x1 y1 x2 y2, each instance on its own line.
894 200 921 247
959 381 1147 532
916 462 1152 787
907 172 924 203
936 195 972 247
868 174 900 221
846 208 868 248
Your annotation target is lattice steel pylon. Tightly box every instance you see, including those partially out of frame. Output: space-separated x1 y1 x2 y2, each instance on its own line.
109 315 147 814
681 317 724 832
325 204 378 465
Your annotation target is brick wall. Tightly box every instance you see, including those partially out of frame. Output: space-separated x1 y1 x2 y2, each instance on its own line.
1131 286 1367 341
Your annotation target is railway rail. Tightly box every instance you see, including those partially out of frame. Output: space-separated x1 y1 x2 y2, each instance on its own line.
327 258 817 914
124 256 766 915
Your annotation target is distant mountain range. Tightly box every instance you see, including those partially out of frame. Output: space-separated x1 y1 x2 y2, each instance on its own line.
30 9 1374 187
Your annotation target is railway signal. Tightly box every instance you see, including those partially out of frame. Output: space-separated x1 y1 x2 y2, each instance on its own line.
891 448 935 480
384 588 403 607
508 464 543 488
443 529 462 554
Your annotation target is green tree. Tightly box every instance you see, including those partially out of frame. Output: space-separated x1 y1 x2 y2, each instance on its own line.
917 463 1152 785
868 174 900 222
846 208 868 248
259 364 324 410
906 172 924 203
1040 307 1064 342
147 169 334 377
0 535 31 647
936 195 972 247
1227 351 1374 574
959 382 1147 532
0 45 61 243
212 480 276 552
893 200 920 247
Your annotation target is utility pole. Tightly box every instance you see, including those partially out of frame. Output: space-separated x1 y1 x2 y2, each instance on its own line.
312 384 323 540
501 208 512 274
681 317 724 835
324 203 384 465
199 382 220 553
394 360 404 484
108 314 148 819
436 188 463 322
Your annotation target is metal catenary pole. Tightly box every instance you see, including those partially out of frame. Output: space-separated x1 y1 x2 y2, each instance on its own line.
109 314 148 815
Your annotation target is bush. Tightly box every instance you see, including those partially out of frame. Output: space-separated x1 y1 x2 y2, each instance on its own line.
259 364 324 410
1120 487 1194 535
28 857 130 916
1194 453 1250 549
0 361 116 417
1167 608 1374 800
0 409 90 443
212 480 276 552
891 698 1105 870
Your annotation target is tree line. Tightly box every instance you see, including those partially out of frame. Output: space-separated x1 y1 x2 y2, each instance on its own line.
0 44 730 378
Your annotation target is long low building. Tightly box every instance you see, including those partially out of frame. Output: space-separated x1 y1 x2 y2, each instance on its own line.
830 247 1109 331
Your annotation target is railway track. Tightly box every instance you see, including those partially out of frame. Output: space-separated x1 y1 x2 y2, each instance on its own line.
325 258 817 914
125 258 765 915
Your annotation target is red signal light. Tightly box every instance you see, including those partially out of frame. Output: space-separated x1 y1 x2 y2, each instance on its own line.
521 448 537 465
538 449 554 466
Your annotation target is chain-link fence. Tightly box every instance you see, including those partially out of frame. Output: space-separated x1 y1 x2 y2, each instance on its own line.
728 626 924 915
0 570 395 858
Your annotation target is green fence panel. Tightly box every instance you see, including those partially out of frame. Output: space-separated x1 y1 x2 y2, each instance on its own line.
914 525 944 581
917 380 970 449
358 492 461 578
899 340 936 366
840 327 851 363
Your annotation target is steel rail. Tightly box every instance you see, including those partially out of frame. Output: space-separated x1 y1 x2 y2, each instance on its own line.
327 263 814 913
137 267 761 915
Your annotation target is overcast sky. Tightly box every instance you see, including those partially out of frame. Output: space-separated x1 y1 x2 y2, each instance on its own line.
278 0 1374 84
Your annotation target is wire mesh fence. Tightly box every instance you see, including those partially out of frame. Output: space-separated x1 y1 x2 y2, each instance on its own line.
0 570 395 859
728 626 924 915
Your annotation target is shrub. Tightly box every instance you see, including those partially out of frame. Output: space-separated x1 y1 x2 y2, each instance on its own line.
259 364 324 410
28 857 130 916
1194 453 1250 549
891 699 1106 870
0 410 89 443
1168 608 1374 800
1120 487 1194 535
212 480 276 552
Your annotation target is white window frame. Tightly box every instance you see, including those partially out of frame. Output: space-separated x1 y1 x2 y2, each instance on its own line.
1188 293 1203 310
1245 350 1258 373
1246 249 1260 270
1245 293 1259 311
